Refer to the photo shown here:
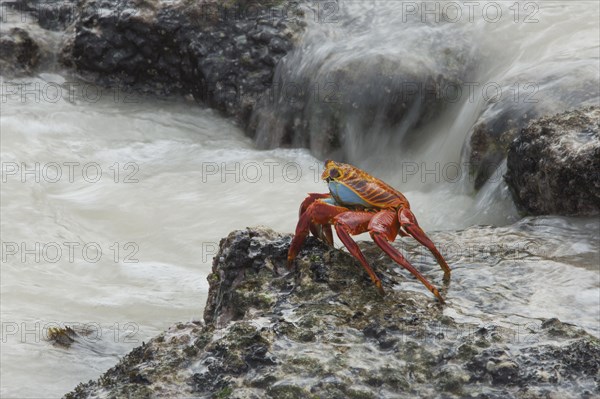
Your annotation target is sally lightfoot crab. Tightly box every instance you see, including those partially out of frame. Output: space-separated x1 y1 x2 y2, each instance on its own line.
287 160 451 303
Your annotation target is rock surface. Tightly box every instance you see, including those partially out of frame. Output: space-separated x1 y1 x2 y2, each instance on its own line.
2 0 77 31
65 227 599 398
59 0 306 126
505 106 600 216
0 27 41 76
465 67 599 190
0 1 75 77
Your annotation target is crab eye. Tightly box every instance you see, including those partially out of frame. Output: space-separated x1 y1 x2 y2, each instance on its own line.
329 168 340 179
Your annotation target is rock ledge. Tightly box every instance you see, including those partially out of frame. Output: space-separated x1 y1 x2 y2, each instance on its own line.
66 228 599 399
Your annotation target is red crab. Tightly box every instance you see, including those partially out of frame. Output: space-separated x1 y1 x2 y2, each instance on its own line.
287 160 451 303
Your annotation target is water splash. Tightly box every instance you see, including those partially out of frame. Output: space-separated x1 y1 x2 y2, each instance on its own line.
252 0 600 227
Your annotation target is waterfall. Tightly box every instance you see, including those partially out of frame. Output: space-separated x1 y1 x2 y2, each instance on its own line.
251 0 599 226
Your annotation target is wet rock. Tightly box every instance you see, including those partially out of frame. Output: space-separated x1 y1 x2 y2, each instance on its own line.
59 0 306 127
1 1 73 77
65 227 600 398
0 27 40 76
464 67 598 190
505 106 600 216
540 318 587 339
467 349 520 385
3 0 77 31
47 326 77 348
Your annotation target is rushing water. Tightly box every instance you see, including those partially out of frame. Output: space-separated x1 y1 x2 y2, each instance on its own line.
0 74 329 397
254 0 599 224
1 1 599 398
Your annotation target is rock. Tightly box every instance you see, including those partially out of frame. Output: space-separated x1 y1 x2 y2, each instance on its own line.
2 0 77 31
65 227 600 398
47 326 77 348
505 106 600 216
0 1 75 77
59 0 306 127
0 27 40 76
464 67 598 190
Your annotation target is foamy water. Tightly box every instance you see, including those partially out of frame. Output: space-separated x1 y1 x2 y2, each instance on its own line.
1 1 599 397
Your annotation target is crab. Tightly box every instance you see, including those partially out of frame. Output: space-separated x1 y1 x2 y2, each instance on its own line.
287 160 451 303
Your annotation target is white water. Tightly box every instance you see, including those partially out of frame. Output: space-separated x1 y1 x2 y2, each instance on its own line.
255 0 599 226
0 76 327 397
1 1 599 398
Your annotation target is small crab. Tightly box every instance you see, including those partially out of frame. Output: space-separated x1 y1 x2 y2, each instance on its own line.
288 160 451 303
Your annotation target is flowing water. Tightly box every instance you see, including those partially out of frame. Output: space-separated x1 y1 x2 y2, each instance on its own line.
1 1 599 397
255 0 599 225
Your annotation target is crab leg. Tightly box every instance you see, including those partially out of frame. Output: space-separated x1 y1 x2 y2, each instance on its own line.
288 200 348 267
299 193 335 246
321 225 334 246
332 211 384 295
299 193 331 216
371 235 445 303
399 208 451 278
369 210 445 303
